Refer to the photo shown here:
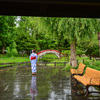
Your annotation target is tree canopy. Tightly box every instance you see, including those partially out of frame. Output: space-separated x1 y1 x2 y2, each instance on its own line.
0 16 99 67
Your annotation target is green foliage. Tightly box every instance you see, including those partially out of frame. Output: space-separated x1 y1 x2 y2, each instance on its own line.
39 17 70 51
6 47 11 57
94 19 100 32
62 50 70 61
6 42 18 57
63 50 71 55
85 44 99 58
42 54 58 58
0 16 99 62
92 49 99 57
38 54 58 62
84 60 100 71
77 34 98 58
0 16 17 54
15 16 42 54
11 42 18 56
76 57 100 71
62 64 72 71
76 49 85 57
84 60 93 66
94 61 100 67
0 54 30 63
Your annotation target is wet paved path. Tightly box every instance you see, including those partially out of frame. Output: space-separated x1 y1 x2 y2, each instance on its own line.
0 66 100 100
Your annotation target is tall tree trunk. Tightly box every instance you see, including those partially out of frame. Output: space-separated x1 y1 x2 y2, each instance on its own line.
98 32 100 57
90 54 92 60
21 51 23 57
2 45 4 54
58 42 61 58
70 42 77 67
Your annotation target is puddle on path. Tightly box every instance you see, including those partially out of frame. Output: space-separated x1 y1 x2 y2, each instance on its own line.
0 67 100 100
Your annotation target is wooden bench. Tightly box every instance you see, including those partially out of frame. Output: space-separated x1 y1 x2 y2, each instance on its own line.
74 67 100 96
70 63 86 75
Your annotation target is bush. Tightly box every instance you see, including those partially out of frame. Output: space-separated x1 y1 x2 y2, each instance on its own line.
76 50 85 57
62 50 71 61
94 61 100 66
92 49 99 57
12 48 18 56
23 54 29 57
6 42 18 57
14 54 22 57
62 64 72 71
6 47 12 57
63 50 71 55
6 47 18 57
84 60 93 66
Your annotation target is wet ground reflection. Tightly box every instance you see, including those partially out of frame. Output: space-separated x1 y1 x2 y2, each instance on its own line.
30 75 37 100
0 67 100 100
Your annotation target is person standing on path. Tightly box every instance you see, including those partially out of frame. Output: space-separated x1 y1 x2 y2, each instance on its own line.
30 49 38 75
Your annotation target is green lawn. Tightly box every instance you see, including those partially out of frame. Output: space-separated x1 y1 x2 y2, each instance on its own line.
42 54 58 58
0 54 30 63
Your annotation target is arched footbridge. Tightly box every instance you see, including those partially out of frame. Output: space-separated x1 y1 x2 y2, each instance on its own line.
37 49 63 58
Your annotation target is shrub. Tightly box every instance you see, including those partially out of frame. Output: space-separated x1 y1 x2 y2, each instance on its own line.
6 47 12 57
6 42 18 57
12 48 18 56
84 60 93 66
76 50 85 57
62 50 71 61
62 64 72 71
94 61 100 66
92 49 99 57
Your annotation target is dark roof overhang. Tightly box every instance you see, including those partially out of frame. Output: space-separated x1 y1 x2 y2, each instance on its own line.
0 0 100 18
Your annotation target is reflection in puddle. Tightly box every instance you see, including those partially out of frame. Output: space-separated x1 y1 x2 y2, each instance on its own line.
30 75 37 100
0 67 100 100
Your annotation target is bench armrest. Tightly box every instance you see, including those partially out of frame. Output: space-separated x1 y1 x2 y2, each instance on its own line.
90 77 100 85
77 70 83 72
73 70 83 74
77 70 84 73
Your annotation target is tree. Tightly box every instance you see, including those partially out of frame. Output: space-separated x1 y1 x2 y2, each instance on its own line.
93 18 100 57
0 16 16 54
15 16 41 56
32 17 96 67
39 17 67 58
7 41 18 57
55 18 95 67
77 34 98 59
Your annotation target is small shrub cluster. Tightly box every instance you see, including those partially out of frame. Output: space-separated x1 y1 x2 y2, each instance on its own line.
62 64 72 71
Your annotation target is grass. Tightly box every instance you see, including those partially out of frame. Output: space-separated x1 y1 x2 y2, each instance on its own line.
0 54 30 63
38 54 58 62
40 54 68 62
42 54 58 58
76 56 100 71
64 56 100 71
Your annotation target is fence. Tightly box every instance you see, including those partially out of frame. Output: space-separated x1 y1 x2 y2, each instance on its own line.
41 57 58 59
38 62 68 67
0 61 30 68
77 58 100 66
0 61 68 68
